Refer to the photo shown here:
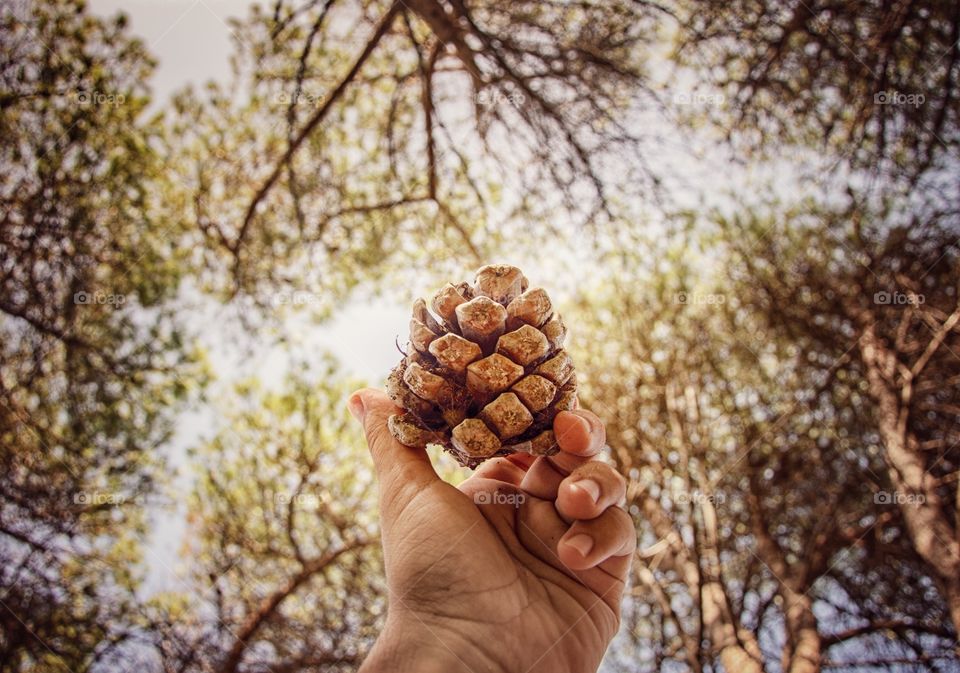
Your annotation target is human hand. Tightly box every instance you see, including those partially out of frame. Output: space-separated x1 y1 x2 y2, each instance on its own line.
349 388 635 673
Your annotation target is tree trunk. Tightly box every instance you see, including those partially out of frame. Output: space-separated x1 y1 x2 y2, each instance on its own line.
859 324 960 635
639 492 766 671
700 496 765 673
783 590 821 673
701 582 765 673
946 579 960 643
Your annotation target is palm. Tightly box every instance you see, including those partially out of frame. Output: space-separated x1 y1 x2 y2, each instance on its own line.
381 474 627 673
353 389 634 673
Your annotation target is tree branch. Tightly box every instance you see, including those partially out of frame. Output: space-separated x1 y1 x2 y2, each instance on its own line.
234 1 403 258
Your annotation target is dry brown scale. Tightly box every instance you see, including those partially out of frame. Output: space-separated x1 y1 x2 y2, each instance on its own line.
386 264 577 468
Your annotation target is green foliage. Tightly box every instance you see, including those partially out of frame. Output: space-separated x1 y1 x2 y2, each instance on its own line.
147 364 382 672
2 0 959 671
572 220 956 668
672 0 960 182
0 1 202 669
162 0 660 312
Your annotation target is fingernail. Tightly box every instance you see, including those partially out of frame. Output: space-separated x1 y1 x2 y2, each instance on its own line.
347 392 365 421
568 412 591 437
572 478 601 503
565 534 594 557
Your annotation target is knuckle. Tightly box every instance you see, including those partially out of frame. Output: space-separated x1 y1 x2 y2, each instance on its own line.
365 416 396 452
574 460 624 491
592 506 637 555
625 521 639 551
379 463 430 515
474 458 522 483
613 506 637 542
592 420 607 445
385 457 423 487
483 456 514 471
611 469 627 493
571 460 602 478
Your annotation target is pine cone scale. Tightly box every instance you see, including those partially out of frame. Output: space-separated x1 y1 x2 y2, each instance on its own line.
387 264 577 468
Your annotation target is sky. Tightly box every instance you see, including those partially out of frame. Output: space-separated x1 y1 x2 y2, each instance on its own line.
81 0 749 599
83 0 591 384
86 0 481 387
87 0 415 592
83 0 608 593
54 4 953 669
89 0 238 102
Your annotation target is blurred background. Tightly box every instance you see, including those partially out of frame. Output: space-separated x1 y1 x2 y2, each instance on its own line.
1 0 958 671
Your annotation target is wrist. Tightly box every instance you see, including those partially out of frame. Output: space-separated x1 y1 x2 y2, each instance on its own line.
361 610 505 673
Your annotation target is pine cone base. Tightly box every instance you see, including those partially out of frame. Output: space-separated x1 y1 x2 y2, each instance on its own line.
386 264 577 468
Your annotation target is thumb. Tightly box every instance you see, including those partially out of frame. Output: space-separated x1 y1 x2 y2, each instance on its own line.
347 388 440 516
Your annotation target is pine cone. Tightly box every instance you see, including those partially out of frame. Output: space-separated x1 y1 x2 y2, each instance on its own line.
386 264 576 468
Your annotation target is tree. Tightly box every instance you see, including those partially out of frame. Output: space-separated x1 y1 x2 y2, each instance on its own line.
718 194 960 639
146 366 382 673
571 227 956 672
6 1 958 672
671 0 960 184
0 1 199 669
165 0 662 308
